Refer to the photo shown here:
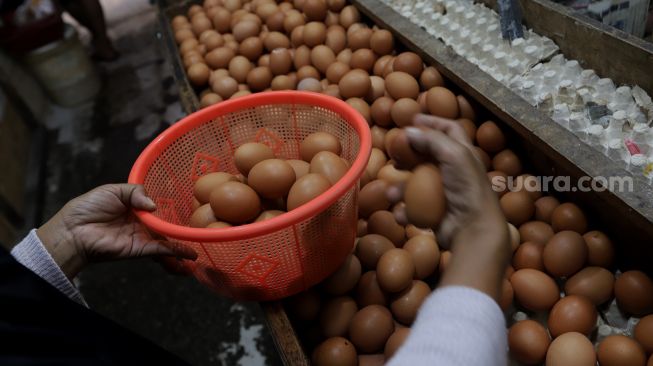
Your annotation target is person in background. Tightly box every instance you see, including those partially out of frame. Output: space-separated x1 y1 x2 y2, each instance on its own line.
58 0 119 61
1 115 509 365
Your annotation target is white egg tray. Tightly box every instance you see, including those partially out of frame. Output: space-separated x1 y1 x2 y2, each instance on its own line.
380 0 653 184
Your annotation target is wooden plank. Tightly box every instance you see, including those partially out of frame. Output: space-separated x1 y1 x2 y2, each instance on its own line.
477 0 653 95
261 302 311 366
353 0 653 268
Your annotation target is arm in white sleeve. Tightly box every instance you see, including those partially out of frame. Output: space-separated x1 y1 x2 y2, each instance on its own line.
387 286 507 366
11 229 88 307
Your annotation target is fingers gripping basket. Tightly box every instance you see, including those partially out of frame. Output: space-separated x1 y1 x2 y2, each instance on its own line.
129 91 372 301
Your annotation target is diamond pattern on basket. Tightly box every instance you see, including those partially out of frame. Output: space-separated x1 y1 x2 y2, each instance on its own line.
236 253 280 285
190 152 220 181
254 128 285 155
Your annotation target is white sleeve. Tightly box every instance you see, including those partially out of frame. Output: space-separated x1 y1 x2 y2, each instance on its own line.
10 229 88 307
387 286 507 366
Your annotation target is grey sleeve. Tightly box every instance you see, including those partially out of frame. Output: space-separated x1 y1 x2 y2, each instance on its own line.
11 229 88 307
387 286 507 366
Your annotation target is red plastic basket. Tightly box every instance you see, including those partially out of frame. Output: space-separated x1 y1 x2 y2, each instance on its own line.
129 91 372 301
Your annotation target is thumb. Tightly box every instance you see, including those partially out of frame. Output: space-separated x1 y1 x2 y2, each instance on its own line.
110 184 156 211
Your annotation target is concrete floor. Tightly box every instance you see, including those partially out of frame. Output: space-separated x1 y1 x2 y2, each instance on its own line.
39 1 282 365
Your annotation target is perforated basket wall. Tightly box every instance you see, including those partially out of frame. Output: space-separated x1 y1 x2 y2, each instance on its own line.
129 92 369 301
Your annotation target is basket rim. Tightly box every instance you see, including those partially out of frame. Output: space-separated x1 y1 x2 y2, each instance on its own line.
128 91 372 241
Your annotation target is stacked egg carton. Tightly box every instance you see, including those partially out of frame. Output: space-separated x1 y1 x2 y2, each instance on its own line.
381 0 653 184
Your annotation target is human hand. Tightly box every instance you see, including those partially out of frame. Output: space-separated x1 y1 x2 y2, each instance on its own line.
391 114 510 301
37 184 197 279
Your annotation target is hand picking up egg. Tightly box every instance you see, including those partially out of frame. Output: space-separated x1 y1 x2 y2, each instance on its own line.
189 131 344 227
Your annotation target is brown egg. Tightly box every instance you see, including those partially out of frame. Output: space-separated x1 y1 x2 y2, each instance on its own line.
187 63 211 86
323 84 341 98
510 268 560 311
357 218 368 237
403 235 439 279
310 151 349 185
583 230 615 268
200 92 223 108
286 289 320 321
456 95 476 121
534 196 560 223
349 49 376 73
192 16 213 36
286 159 310 180
300 132 342 162
369 29 393 55
255 210 285 222
513 241 545 271
227 56 252 83
290 25 305 47
488 170 509 197
404 164 446 228
365 76 385 102
385 72 419 100
370 97 394 127
175 28 195 44
546 332 596 366
391 98 421 127
323 254 361 295
367 210 405 247
296 66 320 81
179 38 200 54
519 221 554 245
551 203 588 234
230 90 251 99
206 47 235 69
543 230 588 278
247 159 296 199
565 266 615 305
339 5 360 28
373 55 393 77
194 172 238 203
370 126 387 152
493 149 522 177
264 31 290 51
189 203 218 227
598 335 647 366
209 181 261 224
303 0 327 20
384 327 409 360
265 10 285 32
634 315 653 354
348 305 394 353
357 179 390 218
302 21 327 47
309 45 336 74
548 295 597 337
476 121 506 154
211 8 231 33
232 20 260 42
212 76 239 99
359 151 382 182
509 320 551 365
512 174 543 201
283 10 305 33
337 48 353 64
337 69 371 99
270 75 296 90
392 52 423 79
500 191 535 226
234 142 275 175
425 86 458 119
417 67 443 91
390 280 430 325
246 66 273 91
269 48 292 75
238 37 264 61
615 270 653 316
377 248 415 293
287 173 331 210
358 354 385 366
346 98 371 124
357 270 389 307
312 337 357 366
320 296 358 337
356 234 395 269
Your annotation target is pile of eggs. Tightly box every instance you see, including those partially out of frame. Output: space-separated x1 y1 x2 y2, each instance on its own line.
171 1 653 365
190 131 345 227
